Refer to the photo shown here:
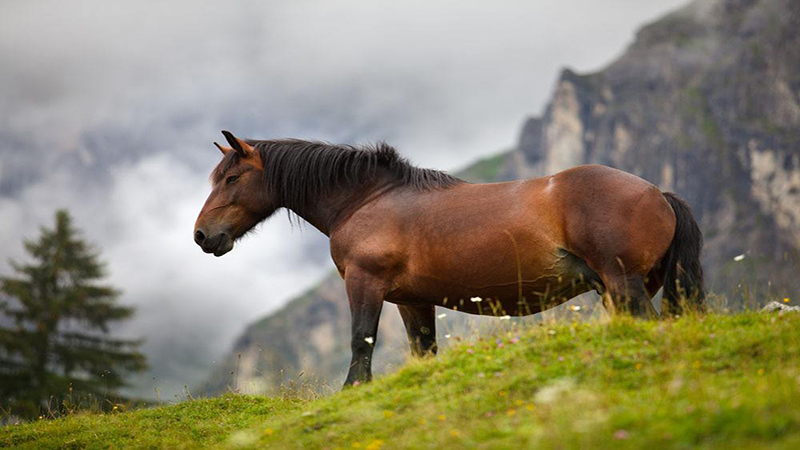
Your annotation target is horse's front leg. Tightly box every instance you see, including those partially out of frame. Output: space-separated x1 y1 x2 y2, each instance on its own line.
343 268 386 387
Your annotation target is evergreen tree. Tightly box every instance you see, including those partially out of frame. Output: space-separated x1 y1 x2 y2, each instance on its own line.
0 210 146 419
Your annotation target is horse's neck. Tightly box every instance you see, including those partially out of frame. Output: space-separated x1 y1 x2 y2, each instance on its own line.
286 179 390 236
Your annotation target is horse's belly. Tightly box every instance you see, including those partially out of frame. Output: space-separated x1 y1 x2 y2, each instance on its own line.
387 249 600 316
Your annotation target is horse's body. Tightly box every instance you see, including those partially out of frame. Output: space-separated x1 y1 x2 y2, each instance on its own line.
195 132 705 386
330 165 674 317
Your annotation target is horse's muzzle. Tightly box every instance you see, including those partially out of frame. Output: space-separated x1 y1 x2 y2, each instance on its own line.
194 229 234 257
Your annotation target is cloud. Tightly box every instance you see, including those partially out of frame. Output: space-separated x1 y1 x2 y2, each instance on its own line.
0 0 688 396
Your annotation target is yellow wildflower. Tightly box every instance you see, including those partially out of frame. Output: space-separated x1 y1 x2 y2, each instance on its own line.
365 439 384 450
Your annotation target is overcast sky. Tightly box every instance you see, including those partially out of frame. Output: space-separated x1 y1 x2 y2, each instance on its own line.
0 0 689 397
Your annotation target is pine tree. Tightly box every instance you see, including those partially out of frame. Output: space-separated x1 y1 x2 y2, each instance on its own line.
0 210 146 419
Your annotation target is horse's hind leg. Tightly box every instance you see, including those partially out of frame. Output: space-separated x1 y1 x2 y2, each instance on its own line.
601 273 658 318
397 304 437 357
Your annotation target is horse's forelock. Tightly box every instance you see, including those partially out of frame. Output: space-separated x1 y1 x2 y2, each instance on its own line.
210 151 242 184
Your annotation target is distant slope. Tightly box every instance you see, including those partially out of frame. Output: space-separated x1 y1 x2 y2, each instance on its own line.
204 0 800 396
6 313 800 449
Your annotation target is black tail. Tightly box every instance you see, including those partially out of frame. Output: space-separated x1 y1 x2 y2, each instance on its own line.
661 192 706 314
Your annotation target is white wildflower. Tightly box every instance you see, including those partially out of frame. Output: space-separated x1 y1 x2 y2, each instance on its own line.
364 336 374 344
548 329 556 335
733 254 745 262
470 297 483 303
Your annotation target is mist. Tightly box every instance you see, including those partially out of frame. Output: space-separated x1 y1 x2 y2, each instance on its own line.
0 0 688 397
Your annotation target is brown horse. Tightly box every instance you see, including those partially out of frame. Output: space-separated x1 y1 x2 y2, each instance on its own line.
195 131 705 386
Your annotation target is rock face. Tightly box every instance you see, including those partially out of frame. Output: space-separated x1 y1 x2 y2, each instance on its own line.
203 0 800 395
504 0 800 298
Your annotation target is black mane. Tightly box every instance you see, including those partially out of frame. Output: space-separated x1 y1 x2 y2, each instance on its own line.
213 139 463 212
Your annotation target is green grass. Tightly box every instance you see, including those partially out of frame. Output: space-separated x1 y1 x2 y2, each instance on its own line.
3 312 800 449
456 151 512 183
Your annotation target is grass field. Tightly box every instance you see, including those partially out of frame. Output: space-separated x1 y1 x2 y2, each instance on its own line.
2 312 800 449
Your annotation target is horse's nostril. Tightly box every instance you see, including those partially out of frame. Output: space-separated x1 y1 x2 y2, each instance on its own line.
194 229 206 244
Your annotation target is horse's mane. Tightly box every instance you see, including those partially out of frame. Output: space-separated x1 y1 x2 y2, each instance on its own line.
213 139 463 212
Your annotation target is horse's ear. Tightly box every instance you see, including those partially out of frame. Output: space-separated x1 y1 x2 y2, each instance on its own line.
221 130 253 158
213 142 232 155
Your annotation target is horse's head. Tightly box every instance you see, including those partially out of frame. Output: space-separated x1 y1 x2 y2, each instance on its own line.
194 131 275 256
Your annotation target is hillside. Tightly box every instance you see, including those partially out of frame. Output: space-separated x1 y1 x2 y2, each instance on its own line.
204 0 800 396
5 312 800 448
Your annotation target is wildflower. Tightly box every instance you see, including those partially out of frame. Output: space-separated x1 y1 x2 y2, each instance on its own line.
353 381 360 387
352 443 361 448
364 336 374 344
112 405 118 411
366 439 384 450
507 409 516 417
515 399 524 406
569 305 582 311
437 313 447 319
383 410 394 419
557 356 565 362
758 368 765 376
635 363 642 370
526 404 535 411
449 430 460 438
419 419 427 425
499 390 507 397
733 254 745 262
265 428 274 436
784 297 791 303
499 315 511 320
614 430 629 440
470 297 483 303
548 329 556 335
438 415 446 421
510 337 520 344
467 348 473 354
445 334 451 339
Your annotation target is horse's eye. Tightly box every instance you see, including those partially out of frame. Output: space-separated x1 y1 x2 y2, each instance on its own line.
225 175 240 185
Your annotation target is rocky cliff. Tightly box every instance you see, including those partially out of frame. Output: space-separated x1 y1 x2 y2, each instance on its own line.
203 0 800 395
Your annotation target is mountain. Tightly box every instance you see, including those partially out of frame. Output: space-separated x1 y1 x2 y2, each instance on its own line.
203 0 800 395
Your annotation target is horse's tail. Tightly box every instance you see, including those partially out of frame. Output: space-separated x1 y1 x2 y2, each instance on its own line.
661 192 706 315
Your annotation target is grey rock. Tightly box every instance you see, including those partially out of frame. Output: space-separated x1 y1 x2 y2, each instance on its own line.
761 301 800 313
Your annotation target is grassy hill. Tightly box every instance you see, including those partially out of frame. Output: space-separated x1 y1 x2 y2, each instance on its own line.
3 312 800 449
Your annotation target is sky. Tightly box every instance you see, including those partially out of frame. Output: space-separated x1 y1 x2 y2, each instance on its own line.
0 0 689 397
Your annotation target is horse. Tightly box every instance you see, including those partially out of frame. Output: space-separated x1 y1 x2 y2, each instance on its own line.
194 130 705 386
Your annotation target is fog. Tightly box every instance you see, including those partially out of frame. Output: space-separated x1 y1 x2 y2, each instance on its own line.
0 0 687 397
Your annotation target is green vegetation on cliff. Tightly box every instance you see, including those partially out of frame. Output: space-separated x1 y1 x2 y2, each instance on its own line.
4 312 800 449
